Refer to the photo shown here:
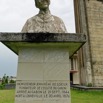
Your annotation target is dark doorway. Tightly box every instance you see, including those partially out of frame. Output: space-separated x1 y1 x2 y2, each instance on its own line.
70 73 73 85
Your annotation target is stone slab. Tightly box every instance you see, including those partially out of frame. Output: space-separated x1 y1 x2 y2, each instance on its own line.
0 33 86 42
0 33 86 58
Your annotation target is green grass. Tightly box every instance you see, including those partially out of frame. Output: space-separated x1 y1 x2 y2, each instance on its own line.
0 89 103 103
71 89 103 103
0 89 15 103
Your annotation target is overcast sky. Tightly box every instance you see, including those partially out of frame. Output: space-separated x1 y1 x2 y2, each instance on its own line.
0 0 75 78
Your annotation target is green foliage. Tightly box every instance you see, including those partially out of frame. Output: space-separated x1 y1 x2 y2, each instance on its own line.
2 74 9 85
87 83 93 87
9 79 15 83
0 84 5 90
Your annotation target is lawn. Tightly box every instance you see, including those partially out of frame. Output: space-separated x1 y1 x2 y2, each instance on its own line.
0 89 103 103
71 89 103 103
0 89 15 103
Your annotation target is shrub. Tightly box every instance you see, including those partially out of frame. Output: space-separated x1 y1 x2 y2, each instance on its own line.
0 84 5 90
87 83 93 87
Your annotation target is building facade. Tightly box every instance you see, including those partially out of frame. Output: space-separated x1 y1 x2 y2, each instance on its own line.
72 0 103 87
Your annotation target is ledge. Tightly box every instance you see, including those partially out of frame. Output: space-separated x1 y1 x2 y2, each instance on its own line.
70 70 78 73
71 85 103 91
0 32 86 58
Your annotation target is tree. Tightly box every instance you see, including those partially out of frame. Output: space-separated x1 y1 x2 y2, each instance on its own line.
5 76 9 84
2 74 9 85
10 79 15 83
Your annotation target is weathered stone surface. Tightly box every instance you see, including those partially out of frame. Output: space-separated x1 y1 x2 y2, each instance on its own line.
15 47 71 103
0 33 86 58
86 0 103 86
21 0 67 34
74 0 93 86
21 11 67 33
0 33 86 42
76 0 103 86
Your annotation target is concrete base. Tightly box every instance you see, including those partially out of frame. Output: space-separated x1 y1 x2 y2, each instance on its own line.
15 47 71 103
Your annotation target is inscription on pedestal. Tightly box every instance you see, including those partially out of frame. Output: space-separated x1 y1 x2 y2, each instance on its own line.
15 81 70 100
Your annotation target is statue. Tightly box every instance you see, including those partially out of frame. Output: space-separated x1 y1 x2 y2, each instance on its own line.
21 0 67 33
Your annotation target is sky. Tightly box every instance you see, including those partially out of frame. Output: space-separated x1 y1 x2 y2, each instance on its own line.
0 0 75 78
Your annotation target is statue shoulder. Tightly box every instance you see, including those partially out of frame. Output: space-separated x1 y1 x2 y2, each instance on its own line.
26 15 38 23
21 15 38 32
52 15 64 24
52 15 68 33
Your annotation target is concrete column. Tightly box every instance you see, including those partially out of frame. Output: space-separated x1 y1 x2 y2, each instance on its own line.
15 46 71 103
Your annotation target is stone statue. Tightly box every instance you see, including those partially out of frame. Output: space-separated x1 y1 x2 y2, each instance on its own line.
21 0 67 33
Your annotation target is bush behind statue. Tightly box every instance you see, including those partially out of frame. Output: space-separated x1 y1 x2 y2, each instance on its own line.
0 84 5 90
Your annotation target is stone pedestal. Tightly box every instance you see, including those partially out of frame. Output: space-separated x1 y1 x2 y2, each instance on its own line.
0 33 86 103
15 47 70 103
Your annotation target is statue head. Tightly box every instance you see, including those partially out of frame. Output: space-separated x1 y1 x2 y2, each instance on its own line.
35 0 50 10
